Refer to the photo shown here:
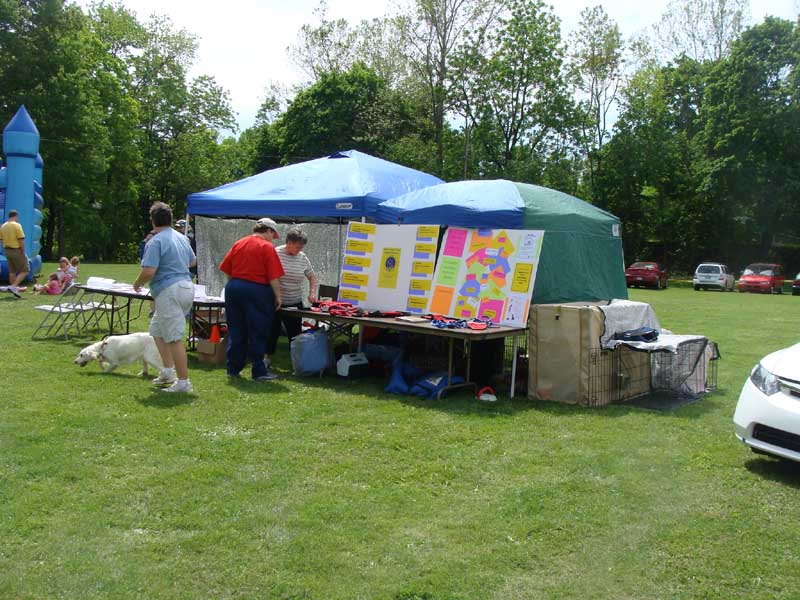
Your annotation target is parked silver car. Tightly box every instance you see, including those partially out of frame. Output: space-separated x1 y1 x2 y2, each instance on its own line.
693 263 735 291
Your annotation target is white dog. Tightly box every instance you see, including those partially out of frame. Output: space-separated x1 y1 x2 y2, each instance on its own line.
74 332 164 376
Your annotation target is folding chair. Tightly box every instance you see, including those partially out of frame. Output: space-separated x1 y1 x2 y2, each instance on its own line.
71 288 115 334
31 284 88 340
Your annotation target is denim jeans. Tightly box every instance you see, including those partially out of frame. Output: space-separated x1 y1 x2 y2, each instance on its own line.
224 278 275 379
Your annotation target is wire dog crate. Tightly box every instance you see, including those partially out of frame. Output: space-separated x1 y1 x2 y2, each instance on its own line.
586 340 719 407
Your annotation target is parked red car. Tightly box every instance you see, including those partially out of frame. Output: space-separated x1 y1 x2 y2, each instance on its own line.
625 261 668 289
738 263 785 294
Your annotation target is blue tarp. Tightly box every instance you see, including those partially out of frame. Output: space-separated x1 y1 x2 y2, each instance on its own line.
375 179 525 228
187 150 443 219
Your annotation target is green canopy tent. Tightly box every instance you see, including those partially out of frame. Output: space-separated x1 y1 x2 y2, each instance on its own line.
375 179 627 304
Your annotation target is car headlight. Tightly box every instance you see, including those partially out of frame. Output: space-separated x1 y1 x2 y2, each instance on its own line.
750 363 780 396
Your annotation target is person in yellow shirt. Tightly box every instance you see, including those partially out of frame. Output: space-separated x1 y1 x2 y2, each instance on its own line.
0 210 28 299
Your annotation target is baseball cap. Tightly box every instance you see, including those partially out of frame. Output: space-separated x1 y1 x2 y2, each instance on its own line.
256 217 279 232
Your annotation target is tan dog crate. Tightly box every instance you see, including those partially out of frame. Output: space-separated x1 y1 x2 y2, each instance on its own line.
528 302 651 406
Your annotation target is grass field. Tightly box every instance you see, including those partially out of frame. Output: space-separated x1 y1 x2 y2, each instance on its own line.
2 263 800 599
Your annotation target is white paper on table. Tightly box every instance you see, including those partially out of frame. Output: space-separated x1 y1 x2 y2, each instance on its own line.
87 276 115 288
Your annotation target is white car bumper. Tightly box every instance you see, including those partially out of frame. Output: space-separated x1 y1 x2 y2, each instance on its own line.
734 377 800 462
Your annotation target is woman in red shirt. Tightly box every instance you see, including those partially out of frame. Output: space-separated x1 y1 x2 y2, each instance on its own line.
219 218 284 381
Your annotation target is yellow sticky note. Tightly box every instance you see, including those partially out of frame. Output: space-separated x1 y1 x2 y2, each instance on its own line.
412 261 434 275
415 243 436 254
339 289 366 302
344 255 371 268
378 247 401 289
417 225 438 239
407 296 428 309
511 263 533 293
347 239 373 254
350 222 376 235
409 278 432 292
341 272 369 287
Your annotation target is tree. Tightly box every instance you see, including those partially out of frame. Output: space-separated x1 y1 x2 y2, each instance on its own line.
130 14 235 222
0 0 136 260
701 18 800 260
289 1 411 89
454 0 572 179
567 5 623 202
654 0 748 62
400 0 501 175
277 63 415 161
288 0 358 80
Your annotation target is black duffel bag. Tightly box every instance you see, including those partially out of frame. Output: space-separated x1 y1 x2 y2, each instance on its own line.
613 327 659 343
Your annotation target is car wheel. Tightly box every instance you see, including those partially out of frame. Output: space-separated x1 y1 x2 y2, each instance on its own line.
664 279 668 289
793 290 799 296
694 285 699 291
656 279 662 290
778 286 783 294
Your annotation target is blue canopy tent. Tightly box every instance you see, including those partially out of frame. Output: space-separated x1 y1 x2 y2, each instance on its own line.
376 179 628 304
186 150 442 296
187 150 443 220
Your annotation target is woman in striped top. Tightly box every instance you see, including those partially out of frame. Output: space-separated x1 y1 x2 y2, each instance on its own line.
265 227 318 368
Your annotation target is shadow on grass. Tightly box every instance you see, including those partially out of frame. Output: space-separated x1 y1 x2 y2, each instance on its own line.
189 353 721 419
190 359 289 394
77 370 154 381
481 388 723 420
225 376 290 394
745 456 800 488
252 366 541 416
136 388 197 408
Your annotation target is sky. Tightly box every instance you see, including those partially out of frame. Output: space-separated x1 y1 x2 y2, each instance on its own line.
75 0 798 132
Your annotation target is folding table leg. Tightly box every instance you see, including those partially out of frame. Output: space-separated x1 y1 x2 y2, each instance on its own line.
510 336 518 399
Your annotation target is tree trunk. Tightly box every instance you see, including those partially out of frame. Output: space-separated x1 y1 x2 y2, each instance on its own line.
43 210 55 261
57 203 64 260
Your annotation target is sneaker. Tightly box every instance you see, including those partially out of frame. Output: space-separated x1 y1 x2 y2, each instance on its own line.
151 370 177 386
9 287 21 299
254 372 278 382
161 380 193 393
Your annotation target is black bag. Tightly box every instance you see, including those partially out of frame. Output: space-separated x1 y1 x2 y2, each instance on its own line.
614 327 659 343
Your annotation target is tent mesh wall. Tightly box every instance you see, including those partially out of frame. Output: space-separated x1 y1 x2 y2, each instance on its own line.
195 217 347 297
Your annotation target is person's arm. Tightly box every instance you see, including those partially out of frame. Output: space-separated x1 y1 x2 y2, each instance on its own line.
133 267 156 292
270 278 282 311
307 272 318 304
135 235 159 292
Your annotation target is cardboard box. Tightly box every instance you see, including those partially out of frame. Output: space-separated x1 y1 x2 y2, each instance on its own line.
196 338 227 365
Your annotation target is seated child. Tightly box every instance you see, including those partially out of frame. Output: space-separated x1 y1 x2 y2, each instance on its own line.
32 273 63 295
68 256 80 279
56 257 73 288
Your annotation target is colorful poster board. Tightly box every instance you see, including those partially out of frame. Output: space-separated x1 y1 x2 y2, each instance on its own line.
428 227 544 326
339 223 440 312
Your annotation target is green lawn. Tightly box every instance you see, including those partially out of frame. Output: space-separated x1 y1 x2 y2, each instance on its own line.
2 264 800 599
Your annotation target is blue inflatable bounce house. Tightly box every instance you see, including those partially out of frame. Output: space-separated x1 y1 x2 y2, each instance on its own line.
0 105 44 281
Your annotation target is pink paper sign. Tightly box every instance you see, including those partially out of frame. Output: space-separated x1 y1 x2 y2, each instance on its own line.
478 298 505 324
443 228 468 257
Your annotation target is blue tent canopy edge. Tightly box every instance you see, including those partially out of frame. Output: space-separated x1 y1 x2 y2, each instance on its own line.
187 150 444 219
